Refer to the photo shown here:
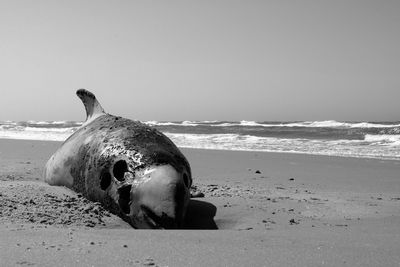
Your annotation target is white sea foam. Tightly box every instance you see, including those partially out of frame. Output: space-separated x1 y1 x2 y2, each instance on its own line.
53 120 77 125
3 120 400 129
143 121 188 126
0 126 76 141
164 133 400 160
199 120 219 123
26 120 57 125
238 120 263 126
364 134 400 145
207 120 400 128
1 120 400 160
143 120 221 126
181 121 199 126
288 120 400 128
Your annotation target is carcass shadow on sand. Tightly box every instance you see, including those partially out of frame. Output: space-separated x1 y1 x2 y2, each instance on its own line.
184 199 218 229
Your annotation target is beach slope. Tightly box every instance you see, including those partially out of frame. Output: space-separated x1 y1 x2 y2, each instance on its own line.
1 139 399 266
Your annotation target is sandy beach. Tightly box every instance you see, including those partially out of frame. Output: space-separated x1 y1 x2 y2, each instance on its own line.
1 138 400 266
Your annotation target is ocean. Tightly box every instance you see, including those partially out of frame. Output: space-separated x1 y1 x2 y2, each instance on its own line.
1 120 400 160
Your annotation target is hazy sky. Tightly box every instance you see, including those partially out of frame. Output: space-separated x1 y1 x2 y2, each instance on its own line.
0 1 399 122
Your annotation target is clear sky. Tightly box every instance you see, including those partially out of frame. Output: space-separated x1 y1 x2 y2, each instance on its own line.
0 0 399 122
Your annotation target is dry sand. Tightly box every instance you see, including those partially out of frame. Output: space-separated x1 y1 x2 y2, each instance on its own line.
1 139 400 266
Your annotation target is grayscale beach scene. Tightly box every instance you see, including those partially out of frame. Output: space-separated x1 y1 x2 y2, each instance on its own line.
1 1 399 266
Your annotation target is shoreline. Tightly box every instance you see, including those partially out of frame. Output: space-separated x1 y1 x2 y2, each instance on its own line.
1 138 400 266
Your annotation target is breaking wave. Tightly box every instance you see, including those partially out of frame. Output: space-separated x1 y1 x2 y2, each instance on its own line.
0 120 399 160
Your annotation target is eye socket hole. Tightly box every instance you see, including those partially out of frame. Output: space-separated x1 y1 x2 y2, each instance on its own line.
113 160 128 181
183 172 190 188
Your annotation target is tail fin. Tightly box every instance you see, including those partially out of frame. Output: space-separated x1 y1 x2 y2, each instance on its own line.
76 89 105 124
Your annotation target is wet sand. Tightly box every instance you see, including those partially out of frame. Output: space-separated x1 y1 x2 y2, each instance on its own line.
1 139 400 266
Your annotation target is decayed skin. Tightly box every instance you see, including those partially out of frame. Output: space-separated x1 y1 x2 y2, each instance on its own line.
44 90 192 229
